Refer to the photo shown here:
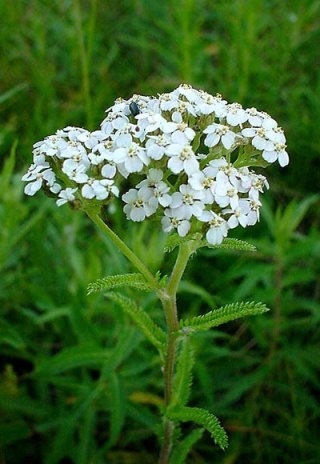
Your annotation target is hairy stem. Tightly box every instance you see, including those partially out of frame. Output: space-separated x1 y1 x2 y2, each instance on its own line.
158 242 197 464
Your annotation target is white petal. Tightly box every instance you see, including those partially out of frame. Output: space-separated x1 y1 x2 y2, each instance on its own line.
278 151 289 167
177 220 190 237
130 208 145 222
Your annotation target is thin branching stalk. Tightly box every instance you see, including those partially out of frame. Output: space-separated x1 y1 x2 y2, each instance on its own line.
86 211 161 291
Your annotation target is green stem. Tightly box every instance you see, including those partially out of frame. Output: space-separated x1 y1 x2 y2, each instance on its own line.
158 241 197 464
86 210 161 291
87 209 198 463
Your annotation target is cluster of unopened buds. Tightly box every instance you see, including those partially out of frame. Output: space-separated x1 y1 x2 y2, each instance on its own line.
22 84 289 245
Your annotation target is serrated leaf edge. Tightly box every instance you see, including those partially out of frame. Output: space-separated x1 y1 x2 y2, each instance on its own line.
180 301 269 332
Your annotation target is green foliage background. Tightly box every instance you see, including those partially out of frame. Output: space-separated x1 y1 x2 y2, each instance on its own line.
1 1 319 463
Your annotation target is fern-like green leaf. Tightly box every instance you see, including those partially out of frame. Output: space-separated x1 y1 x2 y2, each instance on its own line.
87 273 155 295
170 338 194 408
166 406 228 450
164 234 185 253
200 237 256 252
106 292 166 356
181 301 269 332
164 233 201 253
169 428 204 464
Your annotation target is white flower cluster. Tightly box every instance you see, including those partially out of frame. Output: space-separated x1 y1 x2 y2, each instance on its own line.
22 84 289 245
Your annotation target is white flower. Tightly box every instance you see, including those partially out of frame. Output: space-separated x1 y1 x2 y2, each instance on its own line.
58 142 90 169
56 187 78 206
123 188 157 221
100 111 129 136
166 144 199 175
113 125 134 148
188 166 217 203
204 123 236 150
146 133 171 160
161 111 195 144
22 164 59 196
136 169 171 208
62 159 88 183
22 84 289 234
170 184 205 218
247 199 262 225
161 208 191 237
262 142 289 167
198 92 228 117
111 142 149 173
82 178 119 200
33 138 59 158
101 163 117 179
245 107 266 127
56 126 103 151
199 210 229 245
223 199 251 228
163 87 198 116
174 84 202 103
136 112 167 136
106 98 128 115
214 173 240 209
226 103 248 126
159 92 180 112
242 119 289 166
247 172 269 200
89 139 115 164
241 126 273 150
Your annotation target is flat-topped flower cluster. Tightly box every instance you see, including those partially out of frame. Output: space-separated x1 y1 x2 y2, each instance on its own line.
22 84 289 245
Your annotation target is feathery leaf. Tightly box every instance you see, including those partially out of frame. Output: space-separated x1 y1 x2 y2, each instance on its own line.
106 292 166 356
200 237 256 252
164 233 201 253
181 301 269 332
87 273 155 294
170 338 194 408
166 406 228 450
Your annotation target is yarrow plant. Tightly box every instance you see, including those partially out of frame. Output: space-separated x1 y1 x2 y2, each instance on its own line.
22 84 289 463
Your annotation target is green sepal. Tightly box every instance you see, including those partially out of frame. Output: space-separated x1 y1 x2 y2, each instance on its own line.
169 428 204 464
170 338 194 408
180 301 269 333
87 273 155 295
106 292 166 357
200 237 256 252
166 406 228 450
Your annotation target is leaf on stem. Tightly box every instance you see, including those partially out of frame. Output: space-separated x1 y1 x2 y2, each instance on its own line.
169 428 204 464
201 237 257 252
106 292 166 356
165 236 256 254
170 338 194 408
87 273 155 294
166 406 228 450
164 233 201 253
181 301 269 332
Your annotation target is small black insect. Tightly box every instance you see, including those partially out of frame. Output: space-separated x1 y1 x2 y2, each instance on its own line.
129 101 140 117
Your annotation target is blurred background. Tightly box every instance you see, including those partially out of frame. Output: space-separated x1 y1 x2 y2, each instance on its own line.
1 1 319 463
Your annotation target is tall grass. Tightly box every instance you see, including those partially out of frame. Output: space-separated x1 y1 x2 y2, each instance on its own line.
1 1 320 463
